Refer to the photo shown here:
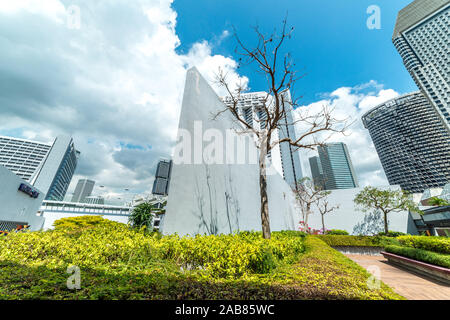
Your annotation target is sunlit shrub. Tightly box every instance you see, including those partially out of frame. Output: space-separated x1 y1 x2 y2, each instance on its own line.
397 235 450 254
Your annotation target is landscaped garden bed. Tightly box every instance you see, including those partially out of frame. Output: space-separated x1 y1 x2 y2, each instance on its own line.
381 235 450 284
381 251 450 284
314 235 398 255
0 217 403 300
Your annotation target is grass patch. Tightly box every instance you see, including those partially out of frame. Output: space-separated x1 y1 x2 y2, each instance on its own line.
0 218 402 300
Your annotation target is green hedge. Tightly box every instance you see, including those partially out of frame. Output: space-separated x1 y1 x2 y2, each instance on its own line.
397 235 450 255
315 235 389 247
325 229 349 235
384 245 450 269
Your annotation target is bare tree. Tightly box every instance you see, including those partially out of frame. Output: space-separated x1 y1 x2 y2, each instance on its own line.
294 177 329 233
317 194 339 233
215 18 350 239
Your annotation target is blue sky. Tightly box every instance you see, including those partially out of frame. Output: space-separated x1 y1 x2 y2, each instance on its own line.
0 0 416 201
174 0 415 105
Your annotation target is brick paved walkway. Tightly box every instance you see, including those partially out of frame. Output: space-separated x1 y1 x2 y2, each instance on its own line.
346 254 450 300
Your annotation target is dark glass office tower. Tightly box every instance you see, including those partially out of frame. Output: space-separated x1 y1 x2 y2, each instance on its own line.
317 143 359 190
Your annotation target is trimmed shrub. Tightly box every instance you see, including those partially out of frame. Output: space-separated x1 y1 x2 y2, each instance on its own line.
397 235 450 255
53 215 109 231
316 235 382 247
377 231 406 237
326 229 349 235
384 245 450 268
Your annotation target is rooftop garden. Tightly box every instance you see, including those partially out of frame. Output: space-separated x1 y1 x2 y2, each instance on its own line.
0 216 402 300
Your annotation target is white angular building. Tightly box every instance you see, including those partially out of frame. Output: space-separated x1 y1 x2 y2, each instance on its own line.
163 68 299 236
0 165 45 231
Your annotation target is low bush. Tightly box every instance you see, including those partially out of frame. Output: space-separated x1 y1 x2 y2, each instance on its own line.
377 231 406 237
53 215 109 231
396 235 450 255
325 229 349 235
315 235 382 247
167 232 305 278
384 245 450 269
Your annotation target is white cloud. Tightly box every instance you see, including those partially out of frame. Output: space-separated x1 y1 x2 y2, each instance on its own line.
0 0 246 204
294 82 400 187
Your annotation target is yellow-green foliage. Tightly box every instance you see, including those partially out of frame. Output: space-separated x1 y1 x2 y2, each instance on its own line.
270 237 404 300
385 245 450 268
397 235 450 255
0 216 303 279
315 235 383 247
168 232 304 278
53 215 109 231
0 216 402 300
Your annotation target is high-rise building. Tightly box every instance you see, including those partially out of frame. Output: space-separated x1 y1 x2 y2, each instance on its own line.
222 91 303 190
84 195 105 205
362 92 450 193
0 136 52 182
31 136 79 201
0 135 79 201
393 0 450 131
71 179 95 203
308 156 325 190
317 143 359 190
152 160 172 196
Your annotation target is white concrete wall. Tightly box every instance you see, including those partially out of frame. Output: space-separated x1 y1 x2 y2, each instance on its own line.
0 165 45 231
163 68 299 236
307 186 418 235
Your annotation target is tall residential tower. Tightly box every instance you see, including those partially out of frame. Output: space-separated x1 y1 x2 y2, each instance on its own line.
393 0 450 131
362 92 450 193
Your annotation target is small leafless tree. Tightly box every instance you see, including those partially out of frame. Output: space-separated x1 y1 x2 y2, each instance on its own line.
215 18 350 239
317 195 339 233
294 177 329 233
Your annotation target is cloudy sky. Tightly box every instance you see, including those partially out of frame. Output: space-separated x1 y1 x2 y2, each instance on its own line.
0 0 416 204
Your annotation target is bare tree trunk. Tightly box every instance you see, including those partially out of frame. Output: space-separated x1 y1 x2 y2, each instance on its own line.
321 214 325 234
305 203 311 232
383 211 388 234
259 135 271 239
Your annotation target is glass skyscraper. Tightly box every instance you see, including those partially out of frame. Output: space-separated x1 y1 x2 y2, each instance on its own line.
393 0 450 131
71 179 95 203
362 92 450 193
0 135 79 201
308 156 325 190
317 143 359 190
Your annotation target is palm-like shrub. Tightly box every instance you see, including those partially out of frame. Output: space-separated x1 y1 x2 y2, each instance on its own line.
129 202 154 230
